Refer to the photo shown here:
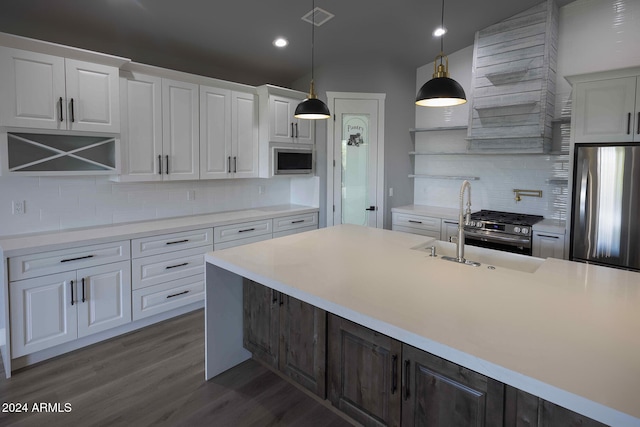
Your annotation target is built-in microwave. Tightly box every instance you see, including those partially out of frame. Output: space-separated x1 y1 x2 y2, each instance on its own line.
273 147 314 175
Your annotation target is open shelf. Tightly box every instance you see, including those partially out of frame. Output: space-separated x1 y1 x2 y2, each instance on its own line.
410 126 467 133
409 174 480 180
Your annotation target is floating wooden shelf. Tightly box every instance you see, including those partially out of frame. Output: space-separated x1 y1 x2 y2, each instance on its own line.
409 126 467 133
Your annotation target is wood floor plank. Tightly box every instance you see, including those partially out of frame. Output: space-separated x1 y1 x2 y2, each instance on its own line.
0 309 354 427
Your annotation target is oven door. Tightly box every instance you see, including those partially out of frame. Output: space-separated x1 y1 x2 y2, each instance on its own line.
464 229 532 256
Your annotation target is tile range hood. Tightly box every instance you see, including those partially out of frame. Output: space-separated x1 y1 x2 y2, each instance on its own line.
467 0 558 154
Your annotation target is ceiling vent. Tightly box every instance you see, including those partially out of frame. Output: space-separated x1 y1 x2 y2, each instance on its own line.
302 7 334 26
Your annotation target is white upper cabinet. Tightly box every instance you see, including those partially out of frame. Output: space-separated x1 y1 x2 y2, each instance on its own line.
573 76 640 143
231 91 259 178
162 78 199 180
0 47 119 133
268 94 313 144
117 72 163 181
200 86 258 179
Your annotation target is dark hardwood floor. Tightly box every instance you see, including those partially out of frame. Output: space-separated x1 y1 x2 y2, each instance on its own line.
0 310 354 427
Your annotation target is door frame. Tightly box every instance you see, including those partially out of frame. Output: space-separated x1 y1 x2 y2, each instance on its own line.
326 92 385 228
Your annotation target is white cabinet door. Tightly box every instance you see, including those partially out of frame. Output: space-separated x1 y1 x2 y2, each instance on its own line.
441 220 459 243
636 79 640 140
232 91 259 178
269 95 295 144
573 77 638 143
162 78 199 180
268 94 314 144
76 261 132 338
10 272 78 358
0 47 66 130
118 73 163 181
199 85 231 179
0 48 119 133
65 59 119 133
532 232 565 259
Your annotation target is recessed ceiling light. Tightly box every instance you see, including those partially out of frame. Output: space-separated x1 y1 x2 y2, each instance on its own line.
433 27 446 37
273 38 288 48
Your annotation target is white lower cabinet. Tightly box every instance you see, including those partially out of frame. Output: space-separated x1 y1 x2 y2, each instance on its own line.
441 220 459 243
131 229 213 321
391 212 441 239
532 231 565 259
10 260 131 358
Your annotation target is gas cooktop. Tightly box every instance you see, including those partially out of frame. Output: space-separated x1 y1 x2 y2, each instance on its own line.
469 210 544 227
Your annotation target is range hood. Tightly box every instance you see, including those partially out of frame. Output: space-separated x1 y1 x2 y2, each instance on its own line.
467 0 558 153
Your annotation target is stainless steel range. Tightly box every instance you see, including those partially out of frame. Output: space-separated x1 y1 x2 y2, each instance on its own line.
464 210 544 256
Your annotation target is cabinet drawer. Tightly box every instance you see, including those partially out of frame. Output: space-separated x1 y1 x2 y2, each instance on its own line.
392 213 440 232
214 219 272 244
132 274 204 321
214 233 272 251
131 228 213 258
9 240 130 281
273 225 318 240
392 225 440 239
272 212 318 233
132 245 212 290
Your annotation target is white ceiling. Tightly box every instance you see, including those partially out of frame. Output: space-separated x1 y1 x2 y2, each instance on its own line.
0 0 575 87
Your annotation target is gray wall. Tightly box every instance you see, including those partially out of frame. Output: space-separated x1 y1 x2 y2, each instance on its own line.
292 57 415 229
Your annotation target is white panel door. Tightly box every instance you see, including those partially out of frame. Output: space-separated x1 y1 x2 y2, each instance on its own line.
10 272 78 357
162 78 199 180
65 59 120 133
76 261 132 338
294 117 314 144
0 47 66 130
232 91 259 178
119 73 163 181
573 77 637 143
200 85 232 179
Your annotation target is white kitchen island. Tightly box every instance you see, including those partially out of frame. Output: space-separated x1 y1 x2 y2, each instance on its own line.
204 224 640 427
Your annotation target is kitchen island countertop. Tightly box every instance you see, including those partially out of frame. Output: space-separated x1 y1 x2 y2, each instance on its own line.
204 224 639 427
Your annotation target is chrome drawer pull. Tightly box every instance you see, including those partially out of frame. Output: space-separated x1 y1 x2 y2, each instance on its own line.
166 239 189 245
165 262 188 269
238 228 255 233
166 290 190 299
61 255 94 263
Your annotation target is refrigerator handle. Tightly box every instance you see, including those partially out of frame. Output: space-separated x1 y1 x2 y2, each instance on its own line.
579 158 589 232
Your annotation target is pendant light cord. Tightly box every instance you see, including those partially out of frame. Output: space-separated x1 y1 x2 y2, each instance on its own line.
440 0 445 65
311 0 316 83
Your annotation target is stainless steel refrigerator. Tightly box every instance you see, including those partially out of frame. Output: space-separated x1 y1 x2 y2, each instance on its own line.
571 144 640 271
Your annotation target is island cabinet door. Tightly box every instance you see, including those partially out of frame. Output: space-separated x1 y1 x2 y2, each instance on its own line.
279 294 327 398
242 279 279 368
328 314 402 427
401 344 504 427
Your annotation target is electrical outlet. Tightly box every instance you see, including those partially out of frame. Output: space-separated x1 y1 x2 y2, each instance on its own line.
258 185 265 195
187 190 196 201
12 200 25 215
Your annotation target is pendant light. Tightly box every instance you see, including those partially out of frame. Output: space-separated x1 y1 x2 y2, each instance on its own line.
415 0 467 107
294 0 331 120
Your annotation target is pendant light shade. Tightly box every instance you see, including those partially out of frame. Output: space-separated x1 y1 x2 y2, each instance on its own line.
295 0 330 120
415 0 467 108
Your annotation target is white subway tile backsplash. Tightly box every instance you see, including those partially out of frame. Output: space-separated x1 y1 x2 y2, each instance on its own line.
0 176 296 237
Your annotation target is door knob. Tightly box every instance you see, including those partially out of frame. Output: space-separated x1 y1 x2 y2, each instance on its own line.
365 206 376 211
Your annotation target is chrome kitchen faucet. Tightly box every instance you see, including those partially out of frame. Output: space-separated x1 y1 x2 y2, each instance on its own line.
442 180 481 267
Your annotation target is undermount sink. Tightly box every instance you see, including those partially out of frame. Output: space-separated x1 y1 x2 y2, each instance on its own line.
412 240 544 273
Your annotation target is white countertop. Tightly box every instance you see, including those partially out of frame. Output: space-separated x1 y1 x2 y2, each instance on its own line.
533 218 567 234
205 224 640 427
0 204 318 257
391 204 459 220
